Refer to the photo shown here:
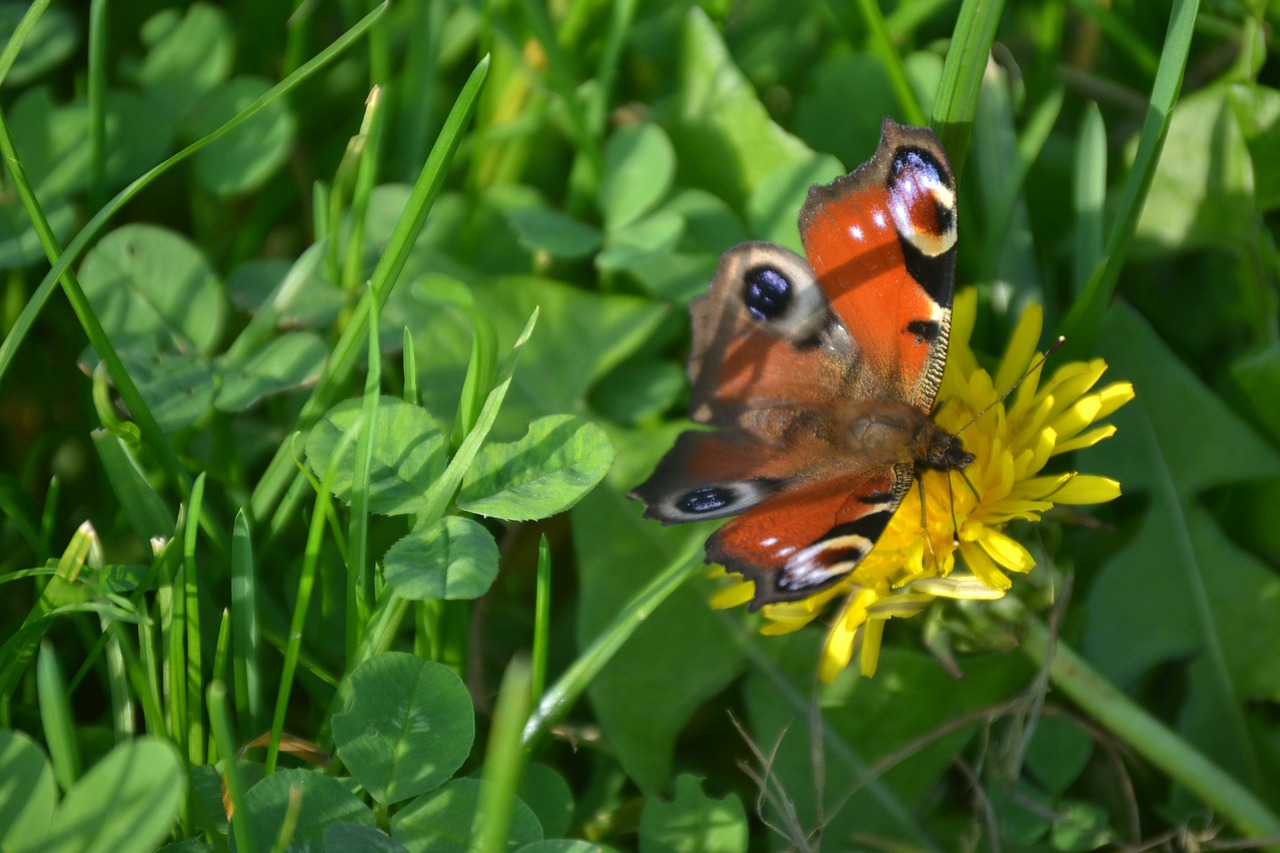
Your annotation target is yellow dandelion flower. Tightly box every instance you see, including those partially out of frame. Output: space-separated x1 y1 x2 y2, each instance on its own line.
715 289 1134 681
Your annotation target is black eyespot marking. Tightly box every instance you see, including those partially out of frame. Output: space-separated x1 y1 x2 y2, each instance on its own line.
742 266 792 321
906 320 941 344
857 489 896 505
677 486 734 514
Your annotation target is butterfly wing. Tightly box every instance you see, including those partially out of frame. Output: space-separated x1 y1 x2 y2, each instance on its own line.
631 118 959 608
799 118 957 411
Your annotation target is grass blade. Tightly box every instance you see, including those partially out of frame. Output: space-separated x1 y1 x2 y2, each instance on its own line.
1059 0 1200 350
253 53 492 531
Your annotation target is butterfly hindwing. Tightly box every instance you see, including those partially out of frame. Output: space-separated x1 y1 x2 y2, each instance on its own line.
707 464 915 607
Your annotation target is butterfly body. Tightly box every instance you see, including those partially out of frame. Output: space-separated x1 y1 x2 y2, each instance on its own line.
631 119 970 609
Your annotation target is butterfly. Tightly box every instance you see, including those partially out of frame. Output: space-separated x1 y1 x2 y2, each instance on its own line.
630 118 974 610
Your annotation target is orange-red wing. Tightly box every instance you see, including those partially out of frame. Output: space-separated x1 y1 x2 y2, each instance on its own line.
798 118 957 411
706 463 911 609
686 242 853 431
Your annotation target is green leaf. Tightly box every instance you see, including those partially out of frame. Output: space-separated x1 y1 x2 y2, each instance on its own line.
233 769 374 851
1230 84 1280 212
458 415 615 521
0 729 56 852
133 3 232 122
505 206 602 259
215 332 328 412
666 7 811 211
121 350 217 433
383 517 500 602
390 778 542 853
189 75 297 197
1049 800 1113 852
517 764 574 840
305 397 447 516
596 209 684 272
793 53 897 170
322 823 411 853
331 653 475 806
638 774 747 853
600 123 676 230
1025 716 1093 796
78 224 225 355
591 360 686 425
745 154 844 250
410 276 664 438
1086 302 1280 802
90 430 176 541
42 737 185 853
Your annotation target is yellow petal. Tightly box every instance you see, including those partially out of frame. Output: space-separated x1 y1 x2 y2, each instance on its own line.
994 301 1044 395
959 540 1013 590
976 527 1036 573
858 618 886 678
1051 474 1122 504
1049 395 1104 444
913 575 1006 600
867 593 935 618
1052 423 1117 455
760 619 809 636
710 582 755 610
820 621 856 681
1093 381 1135 420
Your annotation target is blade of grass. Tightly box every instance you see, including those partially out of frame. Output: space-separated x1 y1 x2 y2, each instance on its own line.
1059 0 1200 352
86 0 107 210
348 294 382 660
852 0 925 126
184 474 207 765
451 305 499 450
522 538 705 748
1073 103 1106 297
210 610 231 764
403 328 419 405
420 308 538 524
209 681 253 853
476 657 532 853
254 54 492 534
931 0 1006 179
0 0 49 85
530 535 551 703
37 640 80 791
976 86 1064 289
231 511 261 734
0 5 389 576
167 506 188 765
1021 619 1280 848
267 425 361 774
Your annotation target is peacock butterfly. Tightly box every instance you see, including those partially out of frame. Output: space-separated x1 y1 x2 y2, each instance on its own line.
630 118 973 610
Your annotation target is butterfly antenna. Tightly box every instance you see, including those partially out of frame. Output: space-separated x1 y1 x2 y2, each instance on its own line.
953 336 1066 438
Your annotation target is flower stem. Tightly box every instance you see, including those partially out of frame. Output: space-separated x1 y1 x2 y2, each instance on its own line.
1021 618 1280 848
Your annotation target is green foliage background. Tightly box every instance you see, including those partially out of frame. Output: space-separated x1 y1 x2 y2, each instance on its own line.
1 0 1278 851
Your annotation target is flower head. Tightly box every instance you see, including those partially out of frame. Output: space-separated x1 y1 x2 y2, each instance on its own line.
711 289 1134 681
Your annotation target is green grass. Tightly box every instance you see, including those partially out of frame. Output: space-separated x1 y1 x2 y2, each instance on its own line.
1 1 1279 851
